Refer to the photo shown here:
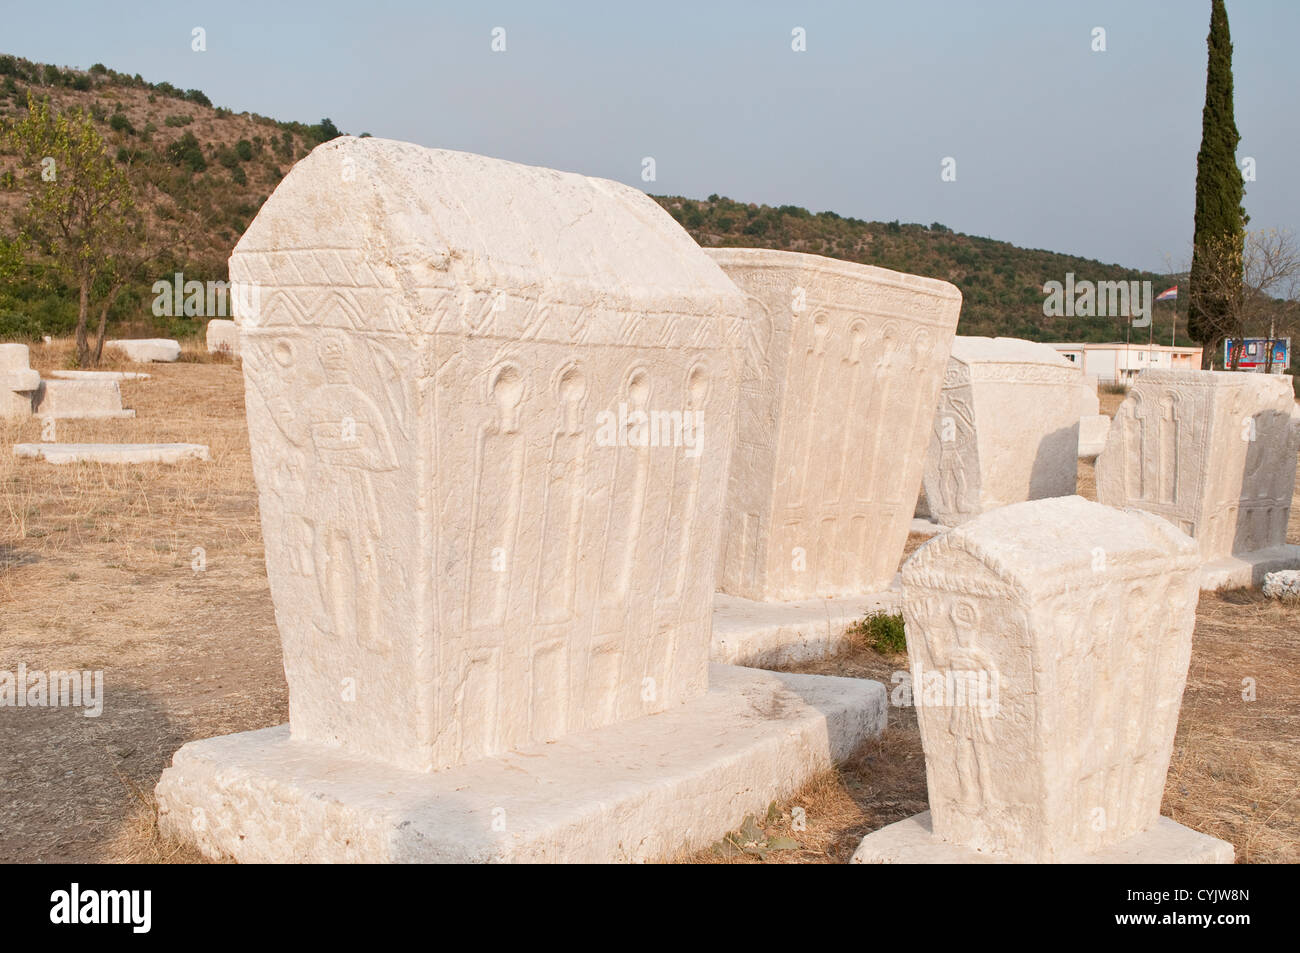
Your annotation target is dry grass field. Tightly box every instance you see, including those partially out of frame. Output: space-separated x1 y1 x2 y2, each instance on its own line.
2 345 1296 864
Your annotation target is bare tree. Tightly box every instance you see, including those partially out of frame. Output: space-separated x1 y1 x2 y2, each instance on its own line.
1186 228 1300 370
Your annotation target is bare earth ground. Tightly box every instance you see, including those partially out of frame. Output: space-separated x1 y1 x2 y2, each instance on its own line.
2 348 1296 864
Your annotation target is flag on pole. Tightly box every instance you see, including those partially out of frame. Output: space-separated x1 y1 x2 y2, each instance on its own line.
1155 286 1177 301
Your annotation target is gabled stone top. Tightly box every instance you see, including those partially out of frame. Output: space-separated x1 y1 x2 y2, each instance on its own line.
949 336 1077 368
1135 368 1295 393
903 495 1199 600
705 247 963 301
232 137 744 330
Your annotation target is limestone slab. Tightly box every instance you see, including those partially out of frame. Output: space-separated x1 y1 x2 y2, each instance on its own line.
105 338 181 362
1078 413 1110 458
711 587 902 667
49 370 151 381
31 379 135 419
155 664 887 863
857 495 1226 863
708 248 961 601
13 443 210 464
1097 370 1299 564
206 319 240 355
1198 544 1300 591
1262 568 1300 601
1 343 41 418
922 337 1092 526
852 812 1232 864
909 517 945 537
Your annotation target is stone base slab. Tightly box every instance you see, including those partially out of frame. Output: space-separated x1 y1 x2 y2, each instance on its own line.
156 664 887 863
14 443 210 464
48 370 151 381
711 587 903 667
1199 544 1300 591
851 811 1234 864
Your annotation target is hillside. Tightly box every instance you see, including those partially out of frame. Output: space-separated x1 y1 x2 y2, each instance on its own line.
1 53 1188 347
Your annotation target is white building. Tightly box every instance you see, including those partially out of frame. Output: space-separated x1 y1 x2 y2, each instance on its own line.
1049 342 1203 383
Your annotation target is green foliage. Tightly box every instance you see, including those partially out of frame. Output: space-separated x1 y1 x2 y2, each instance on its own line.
850 612 907 655
163 113 192 127
234 138 253 161
653 194 1184 345
108 111 133 134
1187 0 1247 359
165 130 206 172
2 93 143 361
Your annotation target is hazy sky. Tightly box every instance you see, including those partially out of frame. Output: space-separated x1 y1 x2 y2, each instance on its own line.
4 0 1296 272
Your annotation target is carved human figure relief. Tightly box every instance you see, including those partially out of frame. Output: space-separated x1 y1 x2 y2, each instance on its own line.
228 138 747 772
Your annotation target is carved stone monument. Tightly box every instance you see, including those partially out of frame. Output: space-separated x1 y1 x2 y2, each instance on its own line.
1096 369 1300 589
32 378 135 419
921 337 1088 526
853 495 1234 863
1 343 41 419
154 138 886 862
206 319 240 355
707 249 961 665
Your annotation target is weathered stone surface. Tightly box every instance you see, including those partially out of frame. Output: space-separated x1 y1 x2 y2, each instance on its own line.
13 443 210 464
711 588 902 667
921 337 1089 526
31 379 135 419
1078 413 1111 458
155 139 895 864
1096 370 1299 560
155 664 886 863
709 248 961 601
853 495 1229 863
1262 568 1300 601
105 338 181 362
48 370 151 381
1079 376 1100 415
224 137 755 773
1 343 41 418
1199 545 1300 591
852 812 1233 864
206 319 240 355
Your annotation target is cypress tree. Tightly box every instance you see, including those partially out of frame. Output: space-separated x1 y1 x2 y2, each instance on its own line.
1187 0 1248 367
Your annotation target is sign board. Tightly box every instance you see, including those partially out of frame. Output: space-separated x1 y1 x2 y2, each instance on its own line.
1225 337 1290 372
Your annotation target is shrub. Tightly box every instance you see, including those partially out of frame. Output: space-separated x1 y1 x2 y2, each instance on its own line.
164 113 193 127
109 112 133 134
166 131 207 172
850 612 907 655
234 139 253 161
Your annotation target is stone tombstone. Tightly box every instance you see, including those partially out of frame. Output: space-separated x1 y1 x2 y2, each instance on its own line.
105 338 181 362
707 248 961 601
862 495 1216 862
206 319 240 355
1 343 40 418
229 138 747 773
922 337 1087 526
32 378 134 419
1097 369 1299 560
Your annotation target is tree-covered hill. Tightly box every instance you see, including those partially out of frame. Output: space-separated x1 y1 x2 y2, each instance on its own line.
1 52 1189 347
